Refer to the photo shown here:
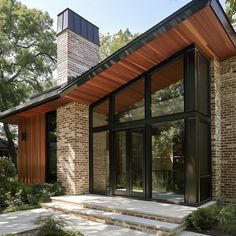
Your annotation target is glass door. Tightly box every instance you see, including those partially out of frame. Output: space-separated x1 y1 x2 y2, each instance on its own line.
114 128 145 198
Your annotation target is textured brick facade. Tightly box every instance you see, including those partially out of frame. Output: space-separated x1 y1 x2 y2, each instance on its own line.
56 26 99 194
220 56 236 203
211 59 222 200
57 29 99 85
57 102 89 194
211 56 236 203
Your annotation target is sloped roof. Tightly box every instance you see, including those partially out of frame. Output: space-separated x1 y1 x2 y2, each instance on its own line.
0 0 236 123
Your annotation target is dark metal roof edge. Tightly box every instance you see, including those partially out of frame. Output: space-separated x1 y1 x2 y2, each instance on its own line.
210 0 236 47
0 93 60 121
59 0 210 95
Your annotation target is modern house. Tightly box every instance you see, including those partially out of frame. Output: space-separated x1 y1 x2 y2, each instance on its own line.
0 0 236 206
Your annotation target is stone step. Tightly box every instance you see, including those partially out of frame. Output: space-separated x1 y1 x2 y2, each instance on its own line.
50 196 191 224
42 202 185 236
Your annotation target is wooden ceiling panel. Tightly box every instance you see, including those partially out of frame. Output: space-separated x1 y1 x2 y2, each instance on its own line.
4 4 236 124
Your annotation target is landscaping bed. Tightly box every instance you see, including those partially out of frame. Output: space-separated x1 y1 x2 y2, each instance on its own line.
0 157 64 213
188 203 236 236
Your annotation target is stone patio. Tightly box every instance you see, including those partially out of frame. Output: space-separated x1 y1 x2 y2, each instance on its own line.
41 194 215 235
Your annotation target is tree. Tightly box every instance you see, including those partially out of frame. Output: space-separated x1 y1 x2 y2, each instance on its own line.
99 28 139 61
225 0 236 24
0 0 57 167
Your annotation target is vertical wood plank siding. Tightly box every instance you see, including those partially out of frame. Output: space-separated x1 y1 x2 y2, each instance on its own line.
18 114 46 183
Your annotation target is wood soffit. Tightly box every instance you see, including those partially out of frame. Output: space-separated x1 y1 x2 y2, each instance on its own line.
1 0 236 123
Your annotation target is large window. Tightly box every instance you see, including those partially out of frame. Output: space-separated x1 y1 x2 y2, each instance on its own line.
115 79 145 123
151 57 184 117
46 112 57 183
90 46 210 205
152 120 184 203
92 131 110 193
92 99 109 127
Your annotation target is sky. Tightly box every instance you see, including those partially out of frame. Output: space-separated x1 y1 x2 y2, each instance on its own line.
19 0 226 34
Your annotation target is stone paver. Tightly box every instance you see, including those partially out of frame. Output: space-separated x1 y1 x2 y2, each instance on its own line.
51 194 197 220
0 208 49 235
0 208 155 236
178 231 210 236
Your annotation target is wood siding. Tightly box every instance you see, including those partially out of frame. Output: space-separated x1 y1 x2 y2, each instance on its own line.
18 113 46 183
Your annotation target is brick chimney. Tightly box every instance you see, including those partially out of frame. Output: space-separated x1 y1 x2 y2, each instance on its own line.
56 9 99 85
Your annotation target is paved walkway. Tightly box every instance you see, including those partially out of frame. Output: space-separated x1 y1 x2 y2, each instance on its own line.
0 208 209 236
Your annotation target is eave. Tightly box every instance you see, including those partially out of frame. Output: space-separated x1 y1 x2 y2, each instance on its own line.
0 0 235 124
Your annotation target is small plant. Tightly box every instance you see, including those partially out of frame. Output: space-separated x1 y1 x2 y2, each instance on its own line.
189 203 236 235
216 204 236 235
189 207 217 230
35 216 84 236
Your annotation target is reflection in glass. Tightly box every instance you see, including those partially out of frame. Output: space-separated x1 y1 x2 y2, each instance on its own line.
115 131 127 191
152 120 184 203
93 131 109 192
151 57 184 117
47 112 57 183
131 130 144 193
115 79 144 123
93 99 109 127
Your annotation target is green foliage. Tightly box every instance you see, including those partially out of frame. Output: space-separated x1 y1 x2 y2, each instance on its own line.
99 28 139 61
215 203 236 234
189 207 217 230
2 204 39 213
0 0 57 165
225 0 236 24
0 157 17 206
189 203 236 234
35 216 84 236
0 156 17 179
4 182 64 209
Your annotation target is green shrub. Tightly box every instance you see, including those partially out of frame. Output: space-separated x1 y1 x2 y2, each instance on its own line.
3 204 39 213
216 204 236 235
2 181 65 212
189 203 236 235
0 157 17 206
35 216 83 236
189 207 217 230
0 157 17 179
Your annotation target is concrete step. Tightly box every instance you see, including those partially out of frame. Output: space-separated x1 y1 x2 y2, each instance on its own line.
50 195 192 224
42 202 185 236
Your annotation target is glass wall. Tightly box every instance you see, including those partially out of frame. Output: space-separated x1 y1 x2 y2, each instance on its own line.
151 57 184 117
115 131 127 192
92 131 110 193
152 120 184 203
46 112 57 183
90 46 210 205
115 79 145 123
92 99 109 127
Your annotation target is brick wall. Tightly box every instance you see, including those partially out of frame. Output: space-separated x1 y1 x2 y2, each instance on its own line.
211 56 236 203
211 59 222 200
57 29 99 85
57 102 89 194
220 56 236 203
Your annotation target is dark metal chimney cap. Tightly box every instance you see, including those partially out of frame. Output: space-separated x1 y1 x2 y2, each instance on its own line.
57 8 100 46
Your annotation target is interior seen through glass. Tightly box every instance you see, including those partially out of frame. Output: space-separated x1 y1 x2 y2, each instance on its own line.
152 120 184 203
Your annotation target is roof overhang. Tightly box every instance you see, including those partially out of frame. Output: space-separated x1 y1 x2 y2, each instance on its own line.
0 0 235 124
59 0 236 104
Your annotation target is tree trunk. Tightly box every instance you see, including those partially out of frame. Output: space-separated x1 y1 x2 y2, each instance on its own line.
3 123 17 168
